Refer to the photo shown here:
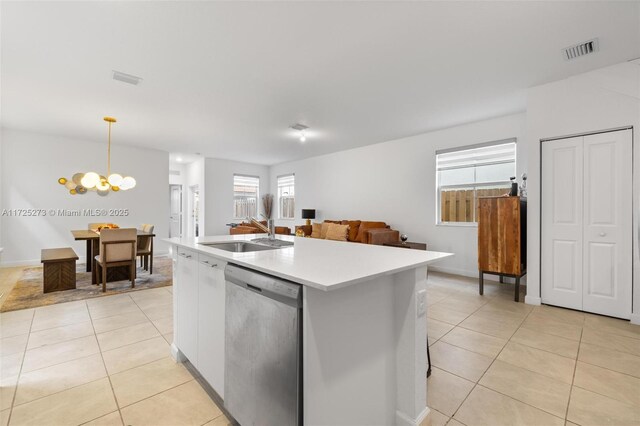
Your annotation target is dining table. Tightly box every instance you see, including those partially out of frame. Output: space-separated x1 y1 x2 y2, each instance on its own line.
71 229 155 284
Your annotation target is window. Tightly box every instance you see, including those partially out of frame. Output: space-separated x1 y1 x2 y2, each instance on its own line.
277 174 295 219
233 175 259 219
436 139 516 224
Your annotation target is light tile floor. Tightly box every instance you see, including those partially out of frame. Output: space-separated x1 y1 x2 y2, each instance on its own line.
1 268 639 426
0 281 231 426
426 272 640 426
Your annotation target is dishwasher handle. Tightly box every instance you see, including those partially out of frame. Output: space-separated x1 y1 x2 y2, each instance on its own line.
225 264 301 308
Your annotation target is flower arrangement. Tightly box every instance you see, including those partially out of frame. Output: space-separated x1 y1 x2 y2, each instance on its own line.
262 194 274 219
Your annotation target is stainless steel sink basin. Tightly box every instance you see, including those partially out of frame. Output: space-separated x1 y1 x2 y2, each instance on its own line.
250 238 294 248
200 242 280 253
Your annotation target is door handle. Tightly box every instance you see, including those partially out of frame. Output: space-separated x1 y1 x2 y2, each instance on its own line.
599 232 606 237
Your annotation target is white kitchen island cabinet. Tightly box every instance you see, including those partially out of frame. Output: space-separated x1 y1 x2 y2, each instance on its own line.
196 255 226 398
174 247 198 365
167 235 452 426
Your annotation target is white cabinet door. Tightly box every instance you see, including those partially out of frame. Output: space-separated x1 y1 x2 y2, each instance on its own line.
542 136 584 310
582 130 632 318
176 248 198 365
197 255 226 397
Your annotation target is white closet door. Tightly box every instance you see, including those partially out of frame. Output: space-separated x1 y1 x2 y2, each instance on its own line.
582 130 632 318
542 136 584 310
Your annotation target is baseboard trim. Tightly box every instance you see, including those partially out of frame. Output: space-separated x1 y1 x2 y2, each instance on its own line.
396 407 430 426
524 295 542 306
630 313 640 325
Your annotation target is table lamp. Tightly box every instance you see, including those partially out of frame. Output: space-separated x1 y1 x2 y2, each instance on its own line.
301 209 316 226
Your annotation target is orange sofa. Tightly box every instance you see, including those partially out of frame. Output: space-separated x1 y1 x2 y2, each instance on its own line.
229 221 291 236
296 220 399 245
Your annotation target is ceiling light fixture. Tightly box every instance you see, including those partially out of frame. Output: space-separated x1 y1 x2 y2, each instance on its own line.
58 117 136 196
290 123 309 143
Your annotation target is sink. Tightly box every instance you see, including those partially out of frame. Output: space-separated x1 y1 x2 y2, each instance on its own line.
200 242 280 253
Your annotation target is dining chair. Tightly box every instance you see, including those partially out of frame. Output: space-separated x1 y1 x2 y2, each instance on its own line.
137 224 155 274
95 228 137 292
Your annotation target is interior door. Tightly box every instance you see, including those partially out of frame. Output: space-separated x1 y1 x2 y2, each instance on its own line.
169 185 182 238
582 130 632 318
542 129 633 319
542 136 584 310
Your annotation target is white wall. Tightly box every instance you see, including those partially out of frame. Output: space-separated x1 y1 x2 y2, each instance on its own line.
524 62 640 319
270 113 526 277
0 129 170 265
204 158 270 236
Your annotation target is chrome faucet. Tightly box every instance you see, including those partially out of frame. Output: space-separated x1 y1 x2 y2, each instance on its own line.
249 217 275 239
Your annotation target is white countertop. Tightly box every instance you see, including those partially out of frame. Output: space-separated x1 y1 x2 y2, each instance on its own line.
165 234 453 291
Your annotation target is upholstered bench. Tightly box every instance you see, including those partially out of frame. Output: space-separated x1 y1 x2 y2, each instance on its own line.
41 248 78 293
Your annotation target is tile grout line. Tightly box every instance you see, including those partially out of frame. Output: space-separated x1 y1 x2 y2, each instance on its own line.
564 323 584 423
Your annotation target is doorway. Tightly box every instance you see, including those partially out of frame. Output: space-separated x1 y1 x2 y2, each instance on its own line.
541 128 633 319
169 184 182 238
189 185 200 237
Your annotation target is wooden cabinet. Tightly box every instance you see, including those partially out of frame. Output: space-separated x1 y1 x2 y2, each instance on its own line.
175 247 199 365
197 255 226 398
477 196 527 301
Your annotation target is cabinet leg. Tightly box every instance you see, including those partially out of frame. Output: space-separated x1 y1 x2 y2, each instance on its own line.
499 275 504 284
479 271 484 295
514 276 520 302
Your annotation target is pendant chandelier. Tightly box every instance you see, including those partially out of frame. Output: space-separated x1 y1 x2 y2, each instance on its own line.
58 117 136 196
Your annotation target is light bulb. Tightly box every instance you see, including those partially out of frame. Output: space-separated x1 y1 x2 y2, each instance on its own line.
108 174 123 187
81 172 100 188
96 179 110 191
120 176 136 190
299 132 306 142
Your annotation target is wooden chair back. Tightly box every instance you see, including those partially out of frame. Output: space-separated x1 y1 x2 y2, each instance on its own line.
99 228 137 263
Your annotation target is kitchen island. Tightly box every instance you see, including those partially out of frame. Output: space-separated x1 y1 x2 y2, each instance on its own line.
166 234 452 426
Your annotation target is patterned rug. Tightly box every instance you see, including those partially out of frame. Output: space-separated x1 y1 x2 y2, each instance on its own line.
1 256 172 312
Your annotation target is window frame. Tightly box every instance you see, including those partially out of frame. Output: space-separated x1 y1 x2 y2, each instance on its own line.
277 173 295 220
435 139 516 226
233 174 260 220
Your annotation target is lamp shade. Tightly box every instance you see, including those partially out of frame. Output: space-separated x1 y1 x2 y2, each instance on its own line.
301 209 316 220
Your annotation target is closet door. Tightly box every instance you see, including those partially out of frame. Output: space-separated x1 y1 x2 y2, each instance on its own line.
582 130 632 318
541 136 584 310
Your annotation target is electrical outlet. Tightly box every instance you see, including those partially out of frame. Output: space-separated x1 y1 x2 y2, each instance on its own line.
417 289 426 318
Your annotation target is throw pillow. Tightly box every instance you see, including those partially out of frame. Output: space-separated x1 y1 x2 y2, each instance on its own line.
311 222 323 238
320 222 332 239
325 223 349 241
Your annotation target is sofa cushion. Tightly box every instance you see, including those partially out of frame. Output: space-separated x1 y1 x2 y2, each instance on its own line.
324 220 342 224
325 224 349 241
311 223 323 238
320 222 332 239
341 220 361 242
356 221 388 243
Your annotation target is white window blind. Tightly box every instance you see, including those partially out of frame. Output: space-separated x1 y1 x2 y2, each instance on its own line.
277 174 295 219
234 175 259 219
436 140 516 224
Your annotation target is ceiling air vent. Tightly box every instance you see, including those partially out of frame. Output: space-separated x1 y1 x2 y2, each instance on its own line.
112 70 143 86
563 38 599 61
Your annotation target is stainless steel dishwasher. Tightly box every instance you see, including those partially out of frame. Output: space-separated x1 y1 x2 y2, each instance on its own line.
224 264 302 426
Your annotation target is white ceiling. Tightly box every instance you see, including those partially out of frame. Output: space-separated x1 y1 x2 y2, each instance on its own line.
2 2 639 165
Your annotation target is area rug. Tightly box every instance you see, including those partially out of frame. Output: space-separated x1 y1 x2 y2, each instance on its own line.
1 256 172 312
